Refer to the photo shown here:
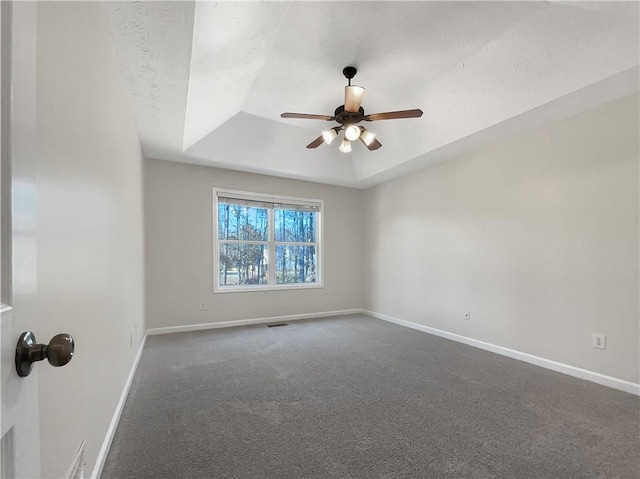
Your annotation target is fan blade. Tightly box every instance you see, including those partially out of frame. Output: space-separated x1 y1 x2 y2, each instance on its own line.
360 136 382 151
281 112 335 121
344 86 365 113
364 109 423 121
306 135 325 149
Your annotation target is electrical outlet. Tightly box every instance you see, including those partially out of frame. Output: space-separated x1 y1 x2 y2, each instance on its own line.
464 311 471 320
200 301 207 310
592 333 606 350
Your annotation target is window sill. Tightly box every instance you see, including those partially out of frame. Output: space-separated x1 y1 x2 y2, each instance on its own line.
213 283 324 294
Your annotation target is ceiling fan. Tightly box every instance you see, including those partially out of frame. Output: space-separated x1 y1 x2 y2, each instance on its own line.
281 66 423 153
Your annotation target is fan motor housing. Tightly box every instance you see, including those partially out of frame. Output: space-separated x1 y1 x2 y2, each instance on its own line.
334 105 365 125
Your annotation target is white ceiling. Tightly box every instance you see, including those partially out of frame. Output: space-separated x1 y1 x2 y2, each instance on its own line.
102 1 639 188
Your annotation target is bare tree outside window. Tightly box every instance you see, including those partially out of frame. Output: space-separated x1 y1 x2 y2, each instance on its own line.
215 190 321 291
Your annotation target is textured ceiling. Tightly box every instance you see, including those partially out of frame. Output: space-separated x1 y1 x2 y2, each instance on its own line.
102 1 639 188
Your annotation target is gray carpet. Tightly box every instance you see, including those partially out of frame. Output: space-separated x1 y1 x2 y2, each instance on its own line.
101 315 639 479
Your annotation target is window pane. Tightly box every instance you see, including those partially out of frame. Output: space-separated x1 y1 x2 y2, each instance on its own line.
218 204 268 241
274 209 316 242
219 243 268 286
275 245 316 284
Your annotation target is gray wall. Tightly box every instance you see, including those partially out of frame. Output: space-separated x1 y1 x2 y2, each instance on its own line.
145 95 639 386
363 94 639 384
144 160 364 328
36 3 145 477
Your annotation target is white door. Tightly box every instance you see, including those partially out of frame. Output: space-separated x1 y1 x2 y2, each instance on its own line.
1 2 41 478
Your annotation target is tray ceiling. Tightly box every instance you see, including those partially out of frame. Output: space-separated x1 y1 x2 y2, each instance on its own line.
102 1 639 188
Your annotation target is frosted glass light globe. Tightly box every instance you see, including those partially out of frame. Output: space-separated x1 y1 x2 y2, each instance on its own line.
339 139 352 153
360 129 376 146
344 125 361 141
322 129 338 145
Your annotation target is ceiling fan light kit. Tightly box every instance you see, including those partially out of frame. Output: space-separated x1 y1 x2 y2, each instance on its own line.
281 66 423 153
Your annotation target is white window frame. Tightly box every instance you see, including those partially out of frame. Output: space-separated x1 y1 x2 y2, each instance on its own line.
213 188 324 293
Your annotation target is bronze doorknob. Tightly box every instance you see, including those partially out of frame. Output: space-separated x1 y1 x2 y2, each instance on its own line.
15 331 75 377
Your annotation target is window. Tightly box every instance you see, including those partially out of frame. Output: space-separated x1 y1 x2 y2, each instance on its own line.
214 189 322 292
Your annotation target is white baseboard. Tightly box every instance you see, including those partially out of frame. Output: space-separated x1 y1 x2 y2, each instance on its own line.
364 310 640 396
91 333 148 479
146 309 364 336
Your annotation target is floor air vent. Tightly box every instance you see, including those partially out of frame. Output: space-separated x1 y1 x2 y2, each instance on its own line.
266 323 288 328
